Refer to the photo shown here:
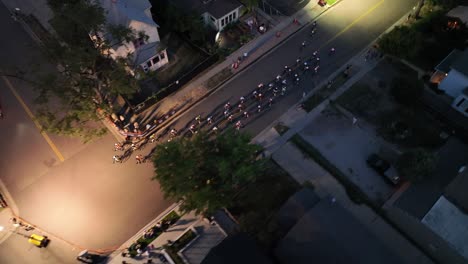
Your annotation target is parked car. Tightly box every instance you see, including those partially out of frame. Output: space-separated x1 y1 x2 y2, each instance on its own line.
366 154 400 185
28 234 49 248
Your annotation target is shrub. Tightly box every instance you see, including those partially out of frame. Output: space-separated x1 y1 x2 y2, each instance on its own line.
390 77 424 106
396 148 437 182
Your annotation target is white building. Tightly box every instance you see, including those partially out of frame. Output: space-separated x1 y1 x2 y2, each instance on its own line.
94 0 169 73
431 49 468 117
171 0 243 32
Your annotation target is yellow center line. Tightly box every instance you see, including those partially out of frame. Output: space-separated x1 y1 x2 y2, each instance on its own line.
2 76 65 162
320 0 385 49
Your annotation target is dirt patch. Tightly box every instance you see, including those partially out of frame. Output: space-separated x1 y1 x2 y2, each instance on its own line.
337 57 447 149
204 67 233 90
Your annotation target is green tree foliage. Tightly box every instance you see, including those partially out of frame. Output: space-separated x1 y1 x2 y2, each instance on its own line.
36 0 141 141
397 148 437 182
378 26 423 60
390 77 424 106
152 130 265 214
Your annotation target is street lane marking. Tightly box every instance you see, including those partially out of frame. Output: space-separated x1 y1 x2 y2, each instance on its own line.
2 76 65 162
320 0 385 49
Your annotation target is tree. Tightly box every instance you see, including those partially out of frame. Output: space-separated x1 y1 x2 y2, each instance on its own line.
378 26 423 59
396 148 437 182
390 77 424 106
151 130 265 214
413 0 425 19
34 0 141 141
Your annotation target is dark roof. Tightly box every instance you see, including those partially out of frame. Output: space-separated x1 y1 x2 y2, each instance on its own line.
275 199 405 264
435 49 461 73
276 187 320 234
444 167 468 212
171 0 242 19
451 49 468 76
201 233 273 264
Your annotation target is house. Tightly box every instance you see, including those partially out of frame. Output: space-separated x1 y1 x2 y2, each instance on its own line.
447 5 468 25
93 0 169 73
275 190 405 264
430 49 468 117
421 166 468 261
170 0 243 32
201 233 274 264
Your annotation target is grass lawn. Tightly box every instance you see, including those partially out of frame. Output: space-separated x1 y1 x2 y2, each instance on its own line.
336 57 446 149
229 159 300 247
205 67 233 90
302 72 349 112
326 0 338 5
148 33 207 87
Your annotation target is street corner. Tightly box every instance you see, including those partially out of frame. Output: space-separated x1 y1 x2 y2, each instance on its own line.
0 208 14 244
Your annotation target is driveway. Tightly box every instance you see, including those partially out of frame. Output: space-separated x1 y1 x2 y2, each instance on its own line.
299 105 395 204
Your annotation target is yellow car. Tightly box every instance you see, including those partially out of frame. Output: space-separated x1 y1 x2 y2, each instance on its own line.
28 234 49 248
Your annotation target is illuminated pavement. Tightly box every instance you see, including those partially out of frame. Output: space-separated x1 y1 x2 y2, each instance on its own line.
0 0 417 263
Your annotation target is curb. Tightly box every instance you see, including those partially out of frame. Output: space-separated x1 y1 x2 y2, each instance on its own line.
106 202 181 260
130 2 343 138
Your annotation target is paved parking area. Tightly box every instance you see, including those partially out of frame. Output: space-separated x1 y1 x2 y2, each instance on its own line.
299 105 395 204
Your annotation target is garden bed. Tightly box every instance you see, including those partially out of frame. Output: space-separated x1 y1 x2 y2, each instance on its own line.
164 229 198 264
302 72 349 112
127 211 181 257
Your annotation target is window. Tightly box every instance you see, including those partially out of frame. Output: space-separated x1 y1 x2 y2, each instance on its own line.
160 52 165 60
133 37 145 49
146 61 152 68
221 18 225 27
210 16 215 22
233 12 236 19
456 98 466 107
229 13 233 22
152 56 160 65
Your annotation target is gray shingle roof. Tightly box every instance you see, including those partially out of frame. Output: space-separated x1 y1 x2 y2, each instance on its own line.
444 168 468 212
275 199 405 264
451 49 468 77
435 49 461 74
132 41 160 65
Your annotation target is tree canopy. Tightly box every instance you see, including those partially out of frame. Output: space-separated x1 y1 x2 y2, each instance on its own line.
390 77 424 106
151 130 265 214
396 148 437 182
33 0 141 141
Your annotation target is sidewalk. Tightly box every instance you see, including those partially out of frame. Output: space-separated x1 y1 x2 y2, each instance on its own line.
110 2 342 140
108 208 230 264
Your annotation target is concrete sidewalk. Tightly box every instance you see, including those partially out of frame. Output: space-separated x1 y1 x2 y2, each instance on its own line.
109 2 342 140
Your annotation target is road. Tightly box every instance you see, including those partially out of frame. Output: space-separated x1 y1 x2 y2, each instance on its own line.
0 2 172 263
155 0 418 139
0 0 417 263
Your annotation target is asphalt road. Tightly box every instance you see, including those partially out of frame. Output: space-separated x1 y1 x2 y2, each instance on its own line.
0 0 417 263
0 2 172 262
156 0 418 139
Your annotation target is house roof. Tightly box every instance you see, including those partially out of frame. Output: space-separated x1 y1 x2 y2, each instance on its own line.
275 187 320 234
275 199 404 264
201 233 273 264
422 196 468 260
100 0 157 27
171 0 243 19
451 49 468 77
435 49 461 74
132 41 160 65
447 5 468 24
444 167 468 212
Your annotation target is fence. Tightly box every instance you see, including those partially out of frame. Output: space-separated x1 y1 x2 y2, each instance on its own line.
128 54 220 114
